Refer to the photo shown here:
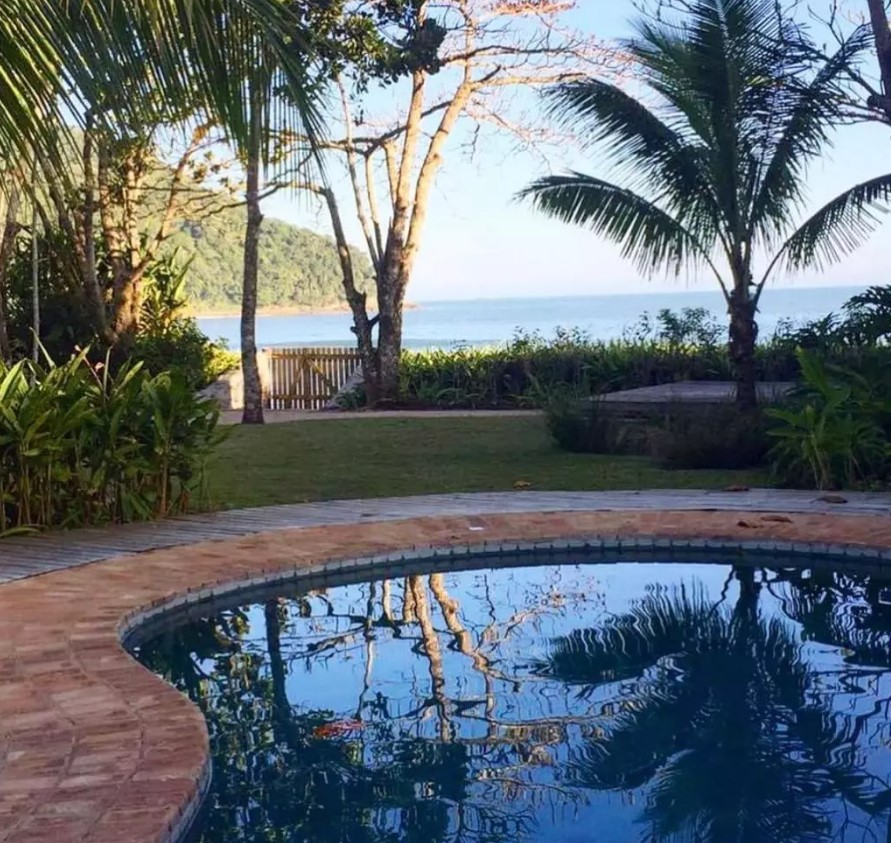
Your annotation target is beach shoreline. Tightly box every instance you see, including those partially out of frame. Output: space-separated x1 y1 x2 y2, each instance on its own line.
191 301 420 319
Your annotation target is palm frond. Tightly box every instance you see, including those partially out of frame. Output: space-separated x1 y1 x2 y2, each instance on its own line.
543 81 718 240
771 174 891 275
0 0 323 184
519 173 716 278
749 25 873 242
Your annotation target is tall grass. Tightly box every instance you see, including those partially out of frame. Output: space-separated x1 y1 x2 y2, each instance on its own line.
0 350 223 533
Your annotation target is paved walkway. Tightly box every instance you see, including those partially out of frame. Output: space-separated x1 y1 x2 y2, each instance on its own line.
0 489 888 583
219 408 540 424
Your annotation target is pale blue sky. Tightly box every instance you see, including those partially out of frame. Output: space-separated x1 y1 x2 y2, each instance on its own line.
264 1 891 302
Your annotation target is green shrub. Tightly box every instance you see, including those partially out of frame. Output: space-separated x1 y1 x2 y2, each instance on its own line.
399 318 811 410
767 350 889 490
131 319 236 391
544 394 626 454
649 406 770 470
132 253 238 390
6 233 234 390
0 350 224 533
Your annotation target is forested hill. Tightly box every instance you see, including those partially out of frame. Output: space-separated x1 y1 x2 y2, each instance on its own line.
162 207 374 312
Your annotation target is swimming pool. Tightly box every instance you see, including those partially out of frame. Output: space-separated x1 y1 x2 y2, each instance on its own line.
134 549 891 843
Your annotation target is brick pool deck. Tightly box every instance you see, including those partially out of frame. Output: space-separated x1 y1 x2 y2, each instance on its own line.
3 490 891 842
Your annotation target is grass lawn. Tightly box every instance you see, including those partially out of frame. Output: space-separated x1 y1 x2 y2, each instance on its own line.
207 415 768 509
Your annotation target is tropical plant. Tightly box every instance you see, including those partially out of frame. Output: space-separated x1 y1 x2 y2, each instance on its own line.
767 349 889 489
0 350 223 533
1 0 324 434
0 0 318 178
544 390 628 454
521 0 891 408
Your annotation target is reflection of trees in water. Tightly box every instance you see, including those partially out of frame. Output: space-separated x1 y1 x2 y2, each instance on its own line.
138 572 585 843
137 565 891 843
540 568 891 843
771 568 891 670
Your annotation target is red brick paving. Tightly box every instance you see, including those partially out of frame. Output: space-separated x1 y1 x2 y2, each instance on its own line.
2 509 891 842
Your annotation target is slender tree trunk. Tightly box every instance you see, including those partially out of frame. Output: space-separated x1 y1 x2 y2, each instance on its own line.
265 600 288 711
0 181 21 360
728 285 758 409
319 186 381 404
31 200 39 362
241 130 265 425
81 118 109 340
867 0 891 121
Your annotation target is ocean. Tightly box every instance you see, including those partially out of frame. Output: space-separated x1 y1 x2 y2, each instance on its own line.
197 285 870 351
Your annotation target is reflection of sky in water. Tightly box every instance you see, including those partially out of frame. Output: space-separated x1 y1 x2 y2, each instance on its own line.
143 559 891 843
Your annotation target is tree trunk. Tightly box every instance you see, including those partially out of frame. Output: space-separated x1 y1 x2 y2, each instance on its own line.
111 264 148 342
241 136 265 425
81 119 109 340
728 286 758 409
374 267 406 406
319 186 381 405
867 0 891 121
0 181 21 360
30 201 39 362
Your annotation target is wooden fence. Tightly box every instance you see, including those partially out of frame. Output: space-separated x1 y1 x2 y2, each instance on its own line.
265 347 362 410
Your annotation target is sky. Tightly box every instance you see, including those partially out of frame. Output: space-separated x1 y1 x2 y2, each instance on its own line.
262 1 891 303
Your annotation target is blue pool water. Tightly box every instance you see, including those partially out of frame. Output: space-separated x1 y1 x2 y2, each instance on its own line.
136 554 891 842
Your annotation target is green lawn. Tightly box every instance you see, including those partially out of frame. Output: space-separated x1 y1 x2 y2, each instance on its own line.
207 416 767 509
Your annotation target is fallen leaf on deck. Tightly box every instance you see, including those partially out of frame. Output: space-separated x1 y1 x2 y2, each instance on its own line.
513 480 532 490
724 485 751 493
761 514 793 523
817 494 848 504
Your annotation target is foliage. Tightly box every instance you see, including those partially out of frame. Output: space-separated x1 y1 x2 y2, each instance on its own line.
0 350 223 533
775 285 891 349
649 406 770 470
5 227 97 362
399 321 802 410
624 307 723 348
132 253 239 389
162 189 375 312
6 233 236 388
768 349 890 489
544 391 627 455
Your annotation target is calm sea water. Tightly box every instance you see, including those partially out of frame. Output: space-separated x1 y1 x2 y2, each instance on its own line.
198 285 870 351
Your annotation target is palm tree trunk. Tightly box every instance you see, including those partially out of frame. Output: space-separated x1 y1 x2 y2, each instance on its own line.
0 181 21 360
30 201 39 362
265 600 288 712
241 131 265 425
866 0 891 122
728 286 758 409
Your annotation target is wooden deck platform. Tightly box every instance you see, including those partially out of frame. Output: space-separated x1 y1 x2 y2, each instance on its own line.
598 381 795 411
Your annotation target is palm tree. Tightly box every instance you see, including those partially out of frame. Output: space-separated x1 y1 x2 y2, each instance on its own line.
1 0 321 420
522 0 891 407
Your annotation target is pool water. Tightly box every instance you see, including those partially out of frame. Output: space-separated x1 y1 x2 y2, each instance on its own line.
135 557 891 843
